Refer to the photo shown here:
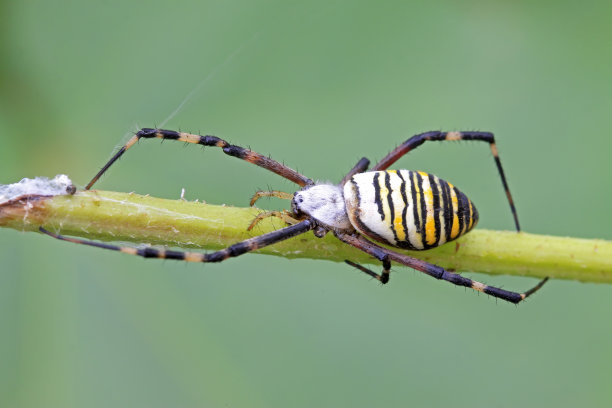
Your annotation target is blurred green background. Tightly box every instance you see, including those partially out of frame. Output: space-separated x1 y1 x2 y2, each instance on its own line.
1 1 611 407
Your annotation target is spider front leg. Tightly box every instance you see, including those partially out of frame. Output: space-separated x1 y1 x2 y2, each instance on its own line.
86 128 314 190
247 210 301 231
336 232 548 304
372 131 520 232
249 190 294 207
40 220 314 264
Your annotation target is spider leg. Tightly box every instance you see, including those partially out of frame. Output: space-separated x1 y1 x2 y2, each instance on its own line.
39 219 313 263
86 128 313 190
372 131 520 232
250 190 294 207
345 259 391 283
247 210 301 231
339 234 389 283
340 157 370 186
336 232 548 304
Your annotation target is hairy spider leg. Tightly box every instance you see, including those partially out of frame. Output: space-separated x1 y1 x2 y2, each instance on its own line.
372 131 520 232
40 220 313 263
86 128 313 190
247 210 301 231
336 232 548 304
249 190 294 207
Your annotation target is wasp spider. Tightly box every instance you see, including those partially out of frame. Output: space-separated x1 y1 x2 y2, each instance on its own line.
41 129 548 304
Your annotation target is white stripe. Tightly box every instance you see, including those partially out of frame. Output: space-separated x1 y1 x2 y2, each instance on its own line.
399 170 422 249
350 172 396 245
386 171 405 244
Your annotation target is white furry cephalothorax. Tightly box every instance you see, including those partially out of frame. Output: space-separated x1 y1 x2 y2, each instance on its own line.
292 184 352 231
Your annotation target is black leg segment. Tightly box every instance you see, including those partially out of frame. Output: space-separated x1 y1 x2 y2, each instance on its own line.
340 157 370 186
345 258 391 284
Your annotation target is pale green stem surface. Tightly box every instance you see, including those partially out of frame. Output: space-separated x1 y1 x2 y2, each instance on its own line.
1 190 610 283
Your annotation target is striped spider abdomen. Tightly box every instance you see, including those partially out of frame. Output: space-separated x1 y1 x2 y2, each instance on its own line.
344 170 478 250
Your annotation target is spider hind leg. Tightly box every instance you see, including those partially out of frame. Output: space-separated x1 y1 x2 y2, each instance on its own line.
336 232 548 304
345 259 391 284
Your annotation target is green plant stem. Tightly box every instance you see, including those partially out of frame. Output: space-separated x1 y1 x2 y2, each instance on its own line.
1 190 611 283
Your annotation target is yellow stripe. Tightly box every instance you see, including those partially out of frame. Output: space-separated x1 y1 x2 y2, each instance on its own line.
389 171 407 242
394 215 406 241
449 187 460 239
419 171 436 246
411 171 424 248
468 199 475 230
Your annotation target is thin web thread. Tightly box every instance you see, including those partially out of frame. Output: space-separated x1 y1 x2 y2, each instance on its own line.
107 32 260 162
158 32 260 128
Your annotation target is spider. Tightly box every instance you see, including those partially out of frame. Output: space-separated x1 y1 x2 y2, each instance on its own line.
40 128 548 304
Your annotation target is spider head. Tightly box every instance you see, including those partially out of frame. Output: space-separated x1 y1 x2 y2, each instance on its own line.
290 191 304 216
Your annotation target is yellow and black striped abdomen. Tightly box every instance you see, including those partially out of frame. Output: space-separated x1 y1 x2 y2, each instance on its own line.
343 170 478 250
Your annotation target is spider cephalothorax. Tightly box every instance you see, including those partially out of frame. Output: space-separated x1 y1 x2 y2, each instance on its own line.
292 184 353 232
41 128 548 304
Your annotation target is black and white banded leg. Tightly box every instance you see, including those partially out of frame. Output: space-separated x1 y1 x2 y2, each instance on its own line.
372 131 520 232
336 232 548 304
39 220 314 264
86 128 314 190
